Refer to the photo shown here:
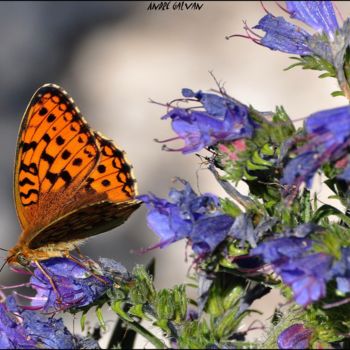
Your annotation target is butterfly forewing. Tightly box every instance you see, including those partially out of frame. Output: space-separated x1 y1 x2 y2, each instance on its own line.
14 85 100 234
13 84 140 253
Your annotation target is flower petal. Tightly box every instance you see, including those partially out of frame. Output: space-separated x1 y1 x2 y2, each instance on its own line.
286 1 339 38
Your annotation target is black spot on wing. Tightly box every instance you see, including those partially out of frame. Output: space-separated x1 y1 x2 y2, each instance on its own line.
97 165 106 173
41 150 55 165
20 189 39 199
20 162 38 175
46 171 59 185
60 170 72 185
61 150 71 160
47 114 56 123
43 133 51 143
39 107 48 116
102 179 111 187
22 141 38 152
19 177 36 187
72 158 82 166
56 136 65 145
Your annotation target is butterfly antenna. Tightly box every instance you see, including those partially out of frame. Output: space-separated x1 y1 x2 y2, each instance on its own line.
0 257 10 274
0 248 8 252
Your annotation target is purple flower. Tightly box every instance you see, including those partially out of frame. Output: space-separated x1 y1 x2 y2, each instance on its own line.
251 237 313 263
29 257 112 311
282 105 350 193
276 253 333 306
286 1 339 38
98 257 132 281
252 235 333 306
0 299 36 349
157 89 254 154
250 1 339 56
191 214 236 255
254 13 313 55
229 214 277 248
277 323 313 349
331 247 350 294
0 295 94 349
138 179 235 255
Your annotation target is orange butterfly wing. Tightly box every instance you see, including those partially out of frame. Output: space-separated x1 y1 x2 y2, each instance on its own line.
84 133 137 202
13 84 140 252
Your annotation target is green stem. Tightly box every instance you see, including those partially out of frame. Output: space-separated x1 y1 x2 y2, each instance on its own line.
117 313 168 349
208 164 255 209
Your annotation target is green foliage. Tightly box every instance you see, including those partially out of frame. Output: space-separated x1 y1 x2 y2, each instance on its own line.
220 198 242 217
284 55 336 78
216 106 295 214
155 285 187 327
343 46 350 88
178 320 216 349
129 265 156 305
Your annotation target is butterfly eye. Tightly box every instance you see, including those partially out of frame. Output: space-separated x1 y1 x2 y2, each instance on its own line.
16 253 30 267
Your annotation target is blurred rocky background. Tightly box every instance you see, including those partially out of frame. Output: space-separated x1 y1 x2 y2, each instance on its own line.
0 1 349 347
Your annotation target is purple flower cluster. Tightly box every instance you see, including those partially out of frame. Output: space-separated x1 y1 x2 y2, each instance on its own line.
29 257 112 311
248 1 339 56
0 295 97 349
139 179 235 255
251 226 350 307
252 235 333 306
282 105 350 193
157 88 255 154
252 229 337 307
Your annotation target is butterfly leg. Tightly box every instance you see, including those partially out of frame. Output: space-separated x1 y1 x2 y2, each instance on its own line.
64 253 108 285
73 244 86 260
34 260 62 305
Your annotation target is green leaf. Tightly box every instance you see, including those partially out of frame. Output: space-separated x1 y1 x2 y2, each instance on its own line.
261 143 275 156
178 320 215 349
251 150 272 167
284 55 336 77
80 310 87 332
130 265 156 304
215 309 246 339
173 285 187 323
155 289 175 320
319 72 334 78
312 204 350 227
153 319 170 333
111 300 135 323
108 312 138 349
129 304 148 319
96 306 106 331
331 90 345 97
220 198 242 217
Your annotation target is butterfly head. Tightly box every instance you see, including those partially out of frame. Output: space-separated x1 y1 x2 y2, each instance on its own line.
7 246 31 267
15 252 30 267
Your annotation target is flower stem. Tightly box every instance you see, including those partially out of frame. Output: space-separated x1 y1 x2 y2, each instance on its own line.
208 164 255 209
116 313 167 349
340 81 350 101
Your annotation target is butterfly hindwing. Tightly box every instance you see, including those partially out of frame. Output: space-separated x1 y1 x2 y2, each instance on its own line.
84 133 137 201
28 200 141 250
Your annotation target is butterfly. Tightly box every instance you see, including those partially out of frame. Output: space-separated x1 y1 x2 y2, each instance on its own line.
7 84 141 268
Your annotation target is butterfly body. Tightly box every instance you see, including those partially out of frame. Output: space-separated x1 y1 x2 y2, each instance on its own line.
8 84 141 266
